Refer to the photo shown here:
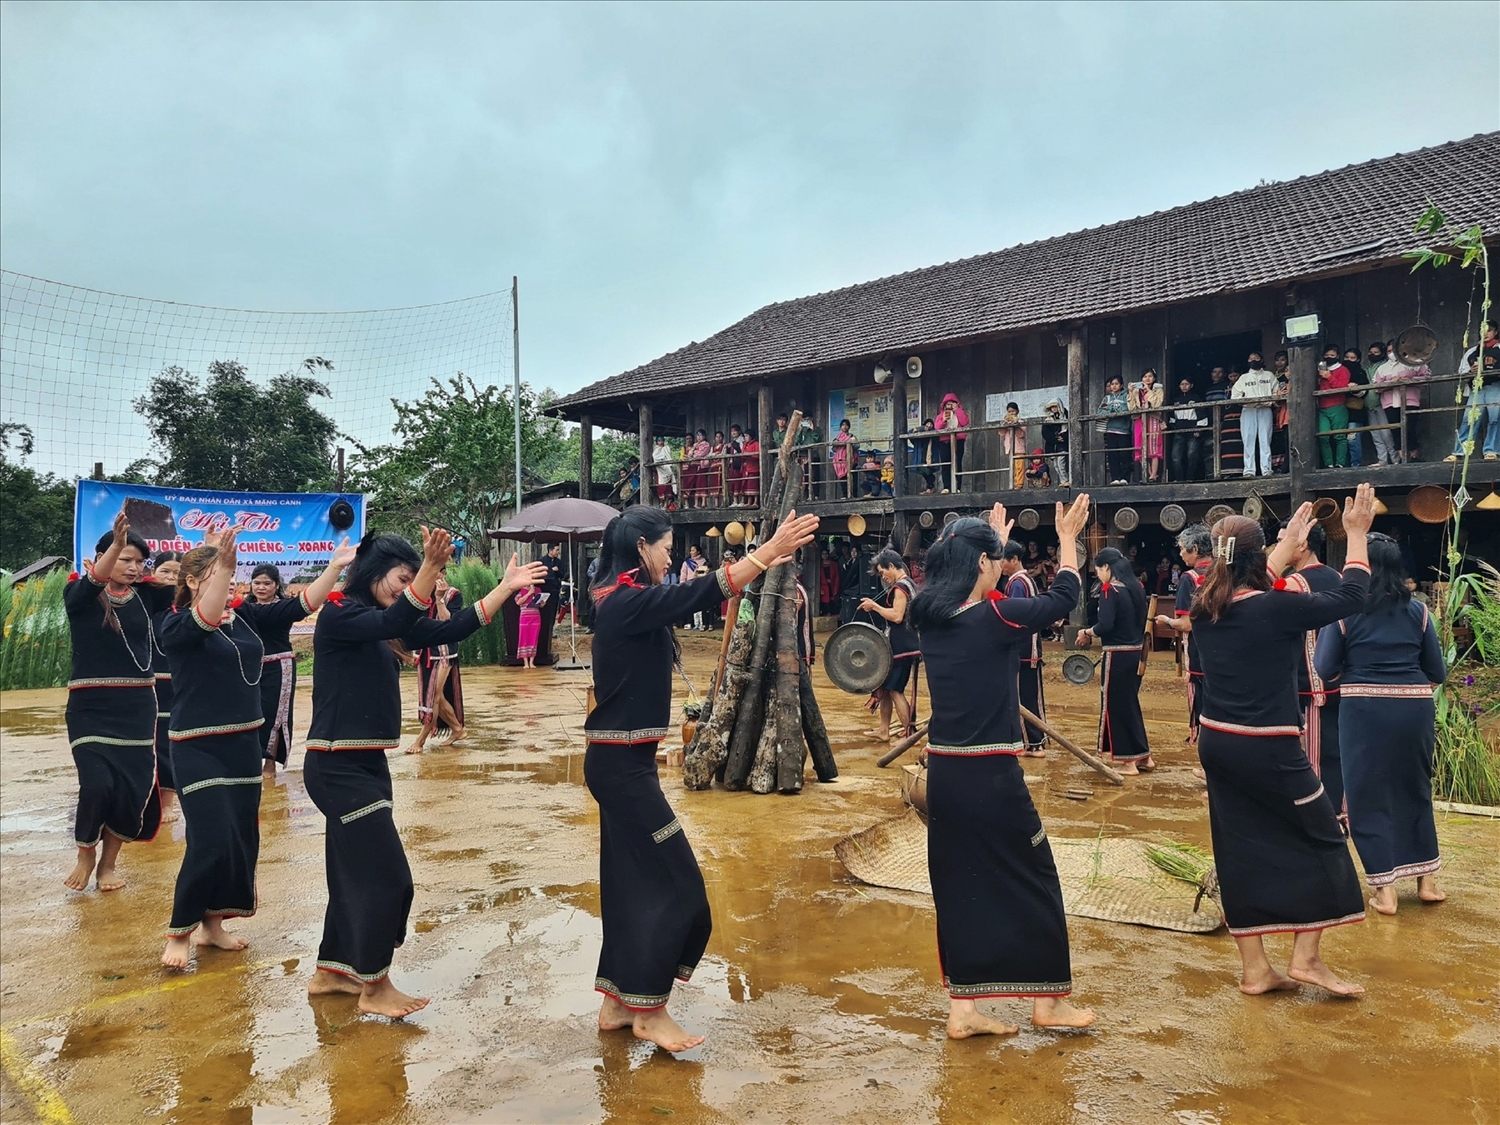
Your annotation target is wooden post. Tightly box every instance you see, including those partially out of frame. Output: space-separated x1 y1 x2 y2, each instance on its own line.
637 402 653 507
1287 296 1319 507
891 364 908 498
92 462 104 481
578 413 593 501
336 446 345 493
1066 328 1086 488
757 383 774 513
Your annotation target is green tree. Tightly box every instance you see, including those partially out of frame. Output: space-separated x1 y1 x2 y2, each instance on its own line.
0 423 75 571
133 358 339 491
351 374 565 564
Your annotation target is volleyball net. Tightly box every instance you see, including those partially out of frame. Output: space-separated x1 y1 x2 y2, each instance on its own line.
0 270 512 480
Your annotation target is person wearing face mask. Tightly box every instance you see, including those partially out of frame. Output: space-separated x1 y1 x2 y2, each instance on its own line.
1203 367 1236 477
1231 352 1279 477
62 512 177 895
302 529 547 1019
1343 347 1374 468
587 505 818 1053
1318 349 1352 468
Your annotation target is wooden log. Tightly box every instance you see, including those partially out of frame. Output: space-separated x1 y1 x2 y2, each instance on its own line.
799 665 838 782
682 615 755 789
877 721 927 767
747 698 780 793
774 574 806 794
1018 705 1125 786
722 566 783 789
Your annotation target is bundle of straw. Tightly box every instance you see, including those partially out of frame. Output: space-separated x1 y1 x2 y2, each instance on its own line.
1144 841 1214 886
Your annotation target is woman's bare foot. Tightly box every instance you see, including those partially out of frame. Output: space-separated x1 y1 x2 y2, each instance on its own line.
405 737 428 755
947 999 1019 1039
1022 749 1047 759
160 792 180 822
1137 756 1157 772
1417 875 1446 903
448 726 466 744
161 933 194 970
359 977 429 1019
1370 885 1398 916
95 863 126 892
64 847 96 891
263 759 277 777
1287 956 1365 997
1193 767 1206 781
95 834 126 890
1239 966 1301 995
1032 996 1097 1028
598 995 634 1031
194 917 249 952
863 728 891 743
632 1006 704 1052
1115 761 1140 776
307 968 363 996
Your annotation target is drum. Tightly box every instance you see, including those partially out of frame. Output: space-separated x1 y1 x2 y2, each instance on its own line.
823 621 894 694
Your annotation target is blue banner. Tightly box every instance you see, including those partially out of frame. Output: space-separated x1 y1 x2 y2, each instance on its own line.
74 481 365 582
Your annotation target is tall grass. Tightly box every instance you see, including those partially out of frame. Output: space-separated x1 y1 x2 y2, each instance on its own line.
447 560 507 666
1433 709 1500 807
0 569 71 689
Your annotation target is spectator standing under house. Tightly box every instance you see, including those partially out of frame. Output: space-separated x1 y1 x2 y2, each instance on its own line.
831 418 855 498
910 418 941 494
794 416 822 498
1203 367 1235 477
652 435 678 507
819 546 841 616
1375 341 1428 464
539 542 566 663
1446 320 1500 463
1318 348 1352 468
1167 375 1208 482
1343 347 1374 468
936 393 970 492
1041 400 1069 486
1130 370 1166 483
999 401 1026 489
1099 376 1133 484
1232 352 1278 478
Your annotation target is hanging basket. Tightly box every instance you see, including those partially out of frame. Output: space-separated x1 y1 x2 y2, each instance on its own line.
1311 497 1346 540
1408 485 1455 524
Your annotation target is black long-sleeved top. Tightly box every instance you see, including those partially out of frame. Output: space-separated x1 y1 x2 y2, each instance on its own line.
920 568 1080 755
306 586 490 751
586 568 731 744
1315 599 1446 690
1194 564 1370 734
64 572 172 690
1004 571 1044 665
1096 580 1146 648
157 602 266 740
1173 560 1211 676
1290 562 1341 701
239 590 314 657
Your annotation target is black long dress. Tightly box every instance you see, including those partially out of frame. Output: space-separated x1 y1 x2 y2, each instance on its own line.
63 573 172 848
1174 559 1211 741
585 566 732 1010
919 567 1082 999
1005 571 1049 751
238 591 314 766
305 586 494 983
1192 566 1369 937
1316 600 1446 889
151 630 176 795
157 601 266 933
1095 580 1150 762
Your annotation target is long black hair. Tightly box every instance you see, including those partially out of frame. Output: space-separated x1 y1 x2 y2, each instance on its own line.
908 518 1000 633
343 532 421 604
251 562 286 597
592 507 673 595
1365 533 1411 614
1093 546 1146 620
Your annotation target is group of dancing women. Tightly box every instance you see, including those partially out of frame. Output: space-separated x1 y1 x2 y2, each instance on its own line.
61 477 1447 1047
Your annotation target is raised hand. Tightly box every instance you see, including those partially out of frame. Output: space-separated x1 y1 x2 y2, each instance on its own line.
986 503 1014 544
1342 483 1378 537
761 511 820 567
1283 501 1316 551
329 536 357 571
111 509 130 548
1056 494 1091 541
503 552 548 590
420 526 454 568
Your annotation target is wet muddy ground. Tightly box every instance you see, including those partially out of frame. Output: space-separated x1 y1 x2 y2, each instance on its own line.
2 636 1496 1125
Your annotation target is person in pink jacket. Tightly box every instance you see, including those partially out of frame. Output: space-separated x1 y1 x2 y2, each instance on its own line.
936 393 970 492
1373 343 1428 464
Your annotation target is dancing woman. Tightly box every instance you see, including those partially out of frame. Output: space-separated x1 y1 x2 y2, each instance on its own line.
857 549 918 743
1315 533 1447 916
241 553 355 775
158 531 273 969
302 530 546 1018
1155 525 1212 748
408 578 467 753
588 506 818 1052
909 497 1097 1037
1076 547 1152 774
1000 540 1048 757
62 513 173 892
1190 486 1378 997
149 550 184 822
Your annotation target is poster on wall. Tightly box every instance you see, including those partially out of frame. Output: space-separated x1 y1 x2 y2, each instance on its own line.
985 386 1070 424
828 385 922 450
74 480 365 582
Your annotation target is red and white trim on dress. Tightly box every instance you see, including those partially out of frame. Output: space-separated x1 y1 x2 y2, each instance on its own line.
305 738 401 752
1199 717 1303 738
927 741 1024 756
594 977 674 1011
403 586 433 610
1365 856 1442 888
1226 910 1365 938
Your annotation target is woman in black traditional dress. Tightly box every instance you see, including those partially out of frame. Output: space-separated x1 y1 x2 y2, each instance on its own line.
1190 486 1377 998
1315 533 1447 916
62 512 173 893
1076 547 1153 774
158 530 274 969
908 497 1096 1038
857 549 918 743
587 505 818 1052
242 555 353 775
407 577 467 754
149 550 184 822
302 529 545 1018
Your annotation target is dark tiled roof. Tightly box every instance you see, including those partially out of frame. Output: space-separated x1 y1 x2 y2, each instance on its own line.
555 132 1500 416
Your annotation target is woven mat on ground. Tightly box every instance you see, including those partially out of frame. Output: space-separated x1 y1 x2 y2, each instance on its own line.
834 809 1223 934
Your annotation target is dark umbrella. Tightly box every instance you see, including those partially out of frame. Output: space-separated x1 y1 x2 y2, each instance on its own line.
489 497 622 668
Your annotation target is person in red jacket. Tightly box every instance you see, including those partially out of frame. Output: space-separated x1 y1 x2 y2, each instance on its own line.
1318 349 1352 467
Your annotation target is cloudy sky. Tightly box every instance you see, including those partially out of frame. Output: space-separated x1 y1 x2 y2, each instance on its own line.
3 1 1498 400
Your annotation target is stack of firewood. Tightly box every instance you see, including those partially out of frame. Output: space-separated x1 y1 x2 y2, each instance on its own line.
683 410 838 793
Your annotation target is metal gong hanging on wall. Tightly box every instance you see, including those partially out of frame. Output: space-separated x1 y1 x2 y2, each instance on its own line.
1113 506 1140 533
1159 503 1187 533
1016 508 1041 531
823 622 894 694
918 510 935 528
